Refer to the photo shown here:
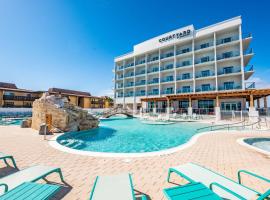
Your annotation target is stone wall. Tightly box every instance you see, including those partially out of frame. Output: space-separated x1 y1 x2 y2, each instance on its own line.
31 93 99 132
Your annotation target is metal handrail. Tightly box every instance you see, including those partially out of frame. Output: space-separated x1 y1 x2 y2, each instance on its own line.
196 120 245 132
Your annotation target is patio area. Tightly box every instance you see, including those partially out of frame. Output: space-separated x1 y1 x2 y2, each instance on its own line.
0 125 269 200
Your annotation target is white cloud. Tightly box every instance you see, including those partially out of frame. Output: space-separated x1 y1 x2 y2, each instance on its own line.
248 76 270 89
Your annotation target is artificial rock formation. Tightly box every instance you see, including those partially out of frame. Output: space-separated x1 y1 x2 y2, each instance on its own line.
31 93 99 132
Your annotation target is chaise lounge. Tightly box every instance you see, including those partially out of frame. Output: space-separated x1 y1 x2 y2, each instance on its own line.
0 152 17 169
0 165 64 196
165 163 270 200
89 173 147 200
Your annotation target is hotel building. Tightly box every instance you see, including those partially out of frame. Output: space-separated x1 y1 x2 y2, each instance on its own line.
113 16 270 116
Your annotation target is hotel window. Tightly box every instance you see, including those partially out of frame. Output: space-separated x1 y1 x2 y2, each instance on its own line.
222 37 232 44
182 86 191 92
224 81 234 90
182 48 190 53
222 51 233 59
140 90 145 95
223 66 233 74
3 92 14 96
221 102 241 111
153 89 159 95
201 84 211 91
200 43 209 49
166 76 173 81
182 73 190 80
179 100 189 108
153 78 159 83
198 100 214 109
201 56 209 63
201 70 210 77
166 87 174 94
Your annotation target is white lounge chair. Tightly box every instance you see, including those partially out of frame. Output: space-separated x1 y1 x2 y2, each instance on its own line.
89 173 147 200
0 165 64 195
167 163 270 200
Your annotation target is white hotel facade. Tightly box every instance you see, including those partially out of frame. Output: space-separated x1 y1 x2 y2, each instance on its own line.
113 16 256 114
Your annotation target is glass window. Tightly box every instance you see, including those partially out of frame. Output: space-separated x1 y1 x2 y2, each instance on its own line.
182 86 191 92
223 66 233 74
201 56 210 63
182 48 190 53
222 51 233 58
201 84 211 91
179 100 189 108
224 82 234 90
198 100 214 109
223 37 232 43
201 70 210 77
182 73 190 79
200 43 209 49
182 60 190 66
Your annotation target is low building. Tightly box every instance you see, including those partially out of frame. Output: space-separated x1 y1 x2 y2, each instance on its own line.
48 88 113 109
0 82 42 108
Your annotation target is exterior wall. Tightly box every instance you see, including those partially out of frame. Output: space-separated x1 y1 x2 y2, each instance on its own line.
0 90 3 107
68 96 78 106
83 97 91 108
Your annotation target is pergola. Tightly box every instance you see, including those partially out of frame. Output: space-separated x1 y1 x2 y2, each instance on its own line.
140 89 270 109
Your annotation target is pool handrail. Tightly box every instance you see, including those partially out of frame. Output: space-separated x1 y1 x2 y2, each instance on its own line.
196 120 245 132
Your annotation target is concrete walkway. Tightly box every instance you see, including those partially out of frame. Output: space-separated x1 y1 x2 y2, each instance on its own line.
0 125 269 199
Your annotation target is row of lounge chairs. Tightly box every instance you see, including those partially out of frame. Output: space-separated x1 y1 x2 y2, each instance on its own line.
1 153 269 199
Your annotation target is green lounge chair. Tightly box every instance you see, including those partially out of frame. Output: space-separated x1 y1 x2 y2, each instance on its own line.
0 152 17 168
0 182 60 200
167 163 270 200
0 165 64 195
89 173 147 200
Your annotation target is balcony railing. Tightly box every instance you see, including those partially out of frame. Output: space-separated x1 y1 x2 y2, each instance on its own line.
216 35 239 46
124 93 134 97
117 66 124 70
135 70 146 76
161 90 174 95
244 65 254 72
160 52 174 59
243 33 252 39
147 67 159 74
245 82 255 89
3 95 39 101
217 67 241 75
176 75 192 81
161 77 174 83
195 72 215 78
195 57 214 64
176 48 191 55
217 51 240 60
176 61 192 68
148 91 159 96
148 80 159 84
124 83 134 87
148 56 159 62
135 60 146 65
160 64 174 71
135 81 146 86
177 88 193 94
117 76 124 80
218 85 241 90
117 94 124 98
195 42 214 51
124 73 134 78
116 85 123 89
135 92 146 96
244 48 254 55
196 87 216 92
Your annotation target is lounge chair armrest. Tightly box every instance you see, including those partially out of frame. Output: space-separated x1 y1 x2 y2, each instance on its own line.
238 170 270 185
210 182 245 200
0 183 8 193
140 194 148 200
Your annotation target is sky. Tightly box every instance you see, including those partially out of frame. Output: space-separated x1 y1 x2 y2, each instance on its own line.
0 0 270 96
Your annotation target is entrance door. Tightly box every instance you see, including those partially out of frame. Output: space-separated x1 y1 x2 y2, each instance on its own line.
221 102 241 111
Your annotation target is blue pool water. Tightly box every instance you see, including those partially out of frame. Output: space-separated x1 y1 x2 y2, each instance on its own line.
0 118 22 126
57 117 206 153
244 138 270 152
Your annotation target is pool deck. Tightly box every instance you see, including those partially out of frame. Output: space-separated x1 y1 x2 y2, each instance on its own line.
0 125 270 199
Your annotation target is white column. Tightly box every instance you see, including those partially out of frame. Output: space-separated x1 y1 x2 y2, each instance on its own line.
188 97 193 116
214 32 218 91
239 25 245 90
174 44 177 94
153 101 157 114
123 60 126 108
158 48 161 96
249 94 259 122
215 96 221 121
192 39 196 93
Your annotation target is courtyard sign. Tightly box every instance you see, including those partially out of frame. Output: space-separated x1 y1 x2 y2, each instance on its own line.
158 29 192 43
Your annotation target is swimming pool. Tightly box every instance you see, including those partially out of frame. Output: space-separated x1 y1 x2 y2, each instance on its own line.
243 138 270 153
0 118 23 126
56 117 206 154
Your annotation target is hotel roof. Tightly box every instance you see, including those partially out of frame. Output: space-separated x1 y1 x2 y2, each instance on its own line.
48 88 91 97
0 82 41 93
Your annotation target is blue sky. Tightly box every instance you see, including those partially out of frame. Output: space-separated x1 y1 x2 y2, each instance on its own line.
0 0 269 96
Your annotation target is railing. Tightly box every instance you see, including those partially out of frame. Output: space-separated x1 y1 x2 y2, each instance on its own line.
147 56 159 62
243 33 252 39
217 67 241 75
196 118 261 132
176 61 192 68
161 90 174 95
135 92 146 96
124 83 134 87
217 51 240 60
195 57 214 64
3 95 39 101
135 60 146 65
245 82 255 89
244 65 254 72
176 75 192 81
195 72 215 78
176 48 191 55
147 68 159 74
148 80 159 84
193 108 215 115
244 48 253 55
218 85 241 90
160 52 174 59
216 35 239 45
160 64 174 71
135 71 146 76
135 82 146 86
161 78 174 83
195 42 214 51
148 91 159 96
124 63 134 68
177 89 193 94
195 87 216 92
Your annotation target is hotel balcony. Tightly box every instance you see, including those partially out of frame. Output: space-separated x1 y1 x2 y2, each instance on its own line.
135 59 146 66
195 57 215 65
116 85 123 89
124 93 134 97
218 85 241 91
216 35 239 46
124 82 134 88
161 90 174 95
3 95 39 101
135 70 146 76
195 86 216 92
176 61 192 68
242 33 252 52
216 51 240 61
135 81 146 86
217 67 241 76
161 76 174 83
244 48 254 66
117 65 124 71
244 65 254 80
124 62 134 69
177 88 193 94
176 47 192 56
160 52 174 60
245 82 255 89
117 94 124 98
176 74 192 81
148 79 159 85
195 42 214 52
117 75 124 80
195 71 215 79
147 56 159 63
148 91 159 96
147 67 159 74
124 73 134 78
160 64 174 71
135 91 146 96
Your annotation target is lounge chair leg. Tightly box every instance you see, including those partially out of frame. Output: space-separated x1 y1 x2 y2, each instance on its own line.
56 168 64 182
10 157 18 169
167 169 172 182
3 158 9 166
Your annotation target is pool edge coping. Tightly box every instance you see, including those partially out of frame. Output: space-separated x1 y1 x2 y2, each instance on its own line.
237 137 270 156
